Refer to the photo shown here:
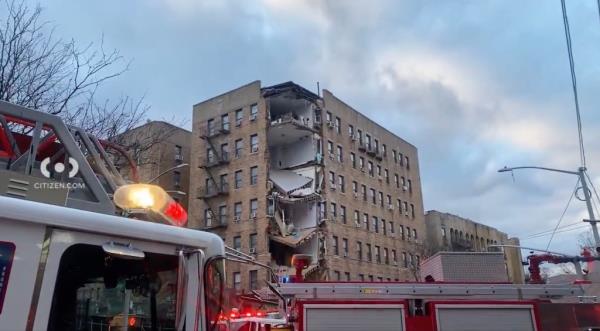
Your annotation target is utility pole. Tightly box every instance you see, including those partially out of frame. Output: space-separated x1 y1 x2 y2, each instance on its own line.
577 167 600 250
499 166 600 252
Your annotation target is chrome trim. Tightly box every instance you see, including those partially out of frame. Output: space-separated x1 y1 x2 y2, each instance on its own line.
25 227 52 331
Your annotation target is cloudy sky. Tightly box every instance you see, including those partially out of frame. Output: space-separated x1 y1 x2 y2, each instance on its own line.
34 0 600 261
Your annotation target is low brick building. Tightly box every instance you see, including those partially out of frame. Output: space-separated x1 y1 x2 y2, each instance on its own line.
420 252 509 283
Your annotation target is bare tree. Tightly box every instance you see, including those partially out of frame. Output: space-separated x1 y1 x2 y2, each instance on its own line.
0 0 155 140
408 241 441 282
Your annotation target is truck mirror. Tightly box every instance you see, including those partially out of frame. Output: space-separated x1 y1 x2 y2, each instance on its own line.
102 241 145 260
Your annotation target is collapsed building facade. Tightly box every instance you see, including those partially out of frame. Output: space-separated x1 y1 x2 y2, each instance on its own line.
189 81 426 290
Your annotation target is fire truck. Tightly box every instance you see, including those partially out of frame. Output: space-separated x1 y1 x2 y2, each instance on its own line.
1 100 600 331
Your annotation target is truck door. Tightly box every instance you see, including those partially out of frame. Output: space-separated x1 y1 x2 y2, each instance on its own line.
28 229 200 331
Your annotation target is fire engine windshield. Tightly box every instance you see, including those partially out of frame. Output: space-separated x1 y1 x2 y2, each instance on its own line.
204 257 282 331
48 244 178 331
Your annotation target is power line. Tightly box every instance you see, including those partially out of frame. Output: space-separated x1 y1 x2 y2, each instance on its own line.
585 171 600 211
546 177 579 250
523 224 590 240
560 0 587 167
523 220 586 239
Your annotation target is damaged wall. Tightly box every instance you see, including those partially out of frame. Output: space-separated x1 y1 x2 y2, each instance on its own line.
269 138 316 169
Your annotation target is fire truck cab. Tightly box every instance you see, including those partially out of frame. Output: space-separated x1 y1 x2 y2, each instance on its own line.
0 195 224 331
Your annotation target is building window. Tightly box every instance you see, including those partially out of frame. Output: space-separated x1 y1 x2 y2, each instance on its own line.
376 165 382 177
250 199 258 218
413 229 417 239
386 195 392 207
375 246 381 263
335 116 341 134
368 161 373 176
409 253 414 267
235 109 243 126
250 103 258 120
173 171 181 188
378 191 384 207
222 114 230 131
392 250 397 265
374 139 379 152
204 209 213 227
337 145 343 162
319 201 327 219
392 150 397 163
207 118 215 136
382 144 387 156
373 216 378 233
407 179 412 193
370 188 376 204
234 202 242 219
366 244 372 262
338 175 345 193
363 213 369 230
384 169 389 183
327 140 334 157
340 205 347 224
368 275 374 282
357 241 363 260
359 274 365 281
220 143 229 160
250 233 257 252
384 248 389 264
348 124 354 138
399 225 404 240
329 171 335 188
234 170 243 189
361 185 367 201
357 129 363 143
332 236 339 255
353 210 359 225
233 236 241 251
389 222 394 235
352 181 358 194
219 174 228 191
207 148 215 164
326 111 332 123
250 166 258 185
233 272 241 290
175 145 183 161
442 228 447 238
350 152 356 168
382 219 387 235
330 202 337 219
402 252 407 268
411 204 415 218
249 270 258 290
250 134 259 153
334 271 341 281
365 134 372 149
399 153 404 166
407 227 411 239
405 156 410 169
359 157 365 170
342 238 348 257
235 139 243 158
219 205 227 225
403 201 409 215
394 174 399 188
345 272 351 281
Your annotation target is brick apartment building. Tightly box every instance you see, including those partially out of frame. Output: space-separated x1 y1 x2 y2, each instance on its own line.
424 210 525 283
189 81 426 290
114 121 191 209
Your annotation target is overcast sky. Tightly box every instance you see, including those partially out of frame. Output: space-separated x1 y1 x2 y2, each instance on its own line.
34 0 600 261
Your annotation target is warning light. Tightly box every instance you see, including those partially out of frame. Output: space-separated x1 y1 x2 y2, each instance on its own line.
246 312 252 317
256 312 263 317
128 317 136 326
114 184 188 226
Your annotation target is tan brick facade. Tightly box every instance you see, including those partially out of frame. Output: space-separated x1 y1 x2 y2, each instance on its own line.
424 210 525 283
189 81 427 290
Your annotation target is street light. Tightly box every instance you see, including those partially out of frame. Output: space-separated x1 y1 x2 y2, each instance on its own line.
148 163 189 184
498 165 599 251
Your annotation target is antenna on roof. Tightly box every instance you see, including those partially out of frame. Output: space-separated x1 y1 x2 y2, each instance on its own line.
316 81 320 97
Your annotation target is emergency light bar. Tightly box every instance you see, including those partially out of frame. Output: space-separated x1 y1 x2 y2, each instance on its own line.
113 183 188 227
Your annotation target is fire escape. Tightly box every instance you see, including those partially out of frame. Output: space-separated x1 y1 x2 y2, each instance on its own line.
197 120 230 229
